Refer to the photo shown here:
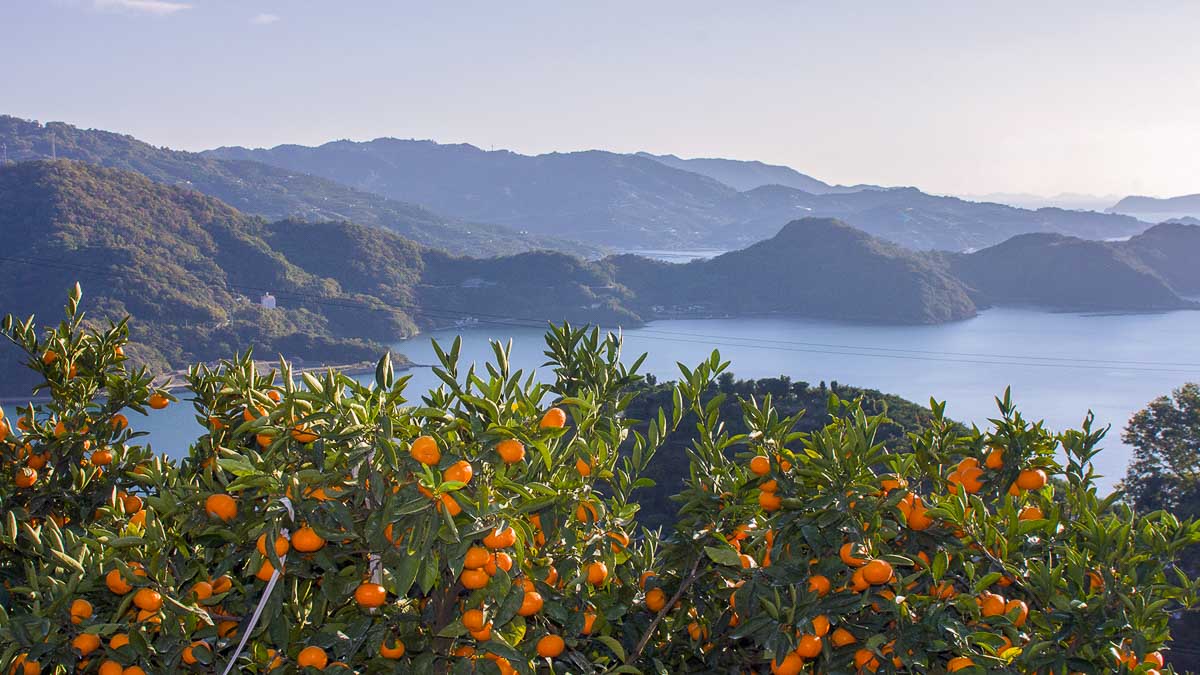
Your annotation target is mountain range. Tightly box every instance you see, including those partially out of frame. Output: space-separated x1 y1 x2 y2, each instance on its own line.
633 152 873 194
4 115 1169 255
0 115 592 258
2 159 1197 397
1109 193 1200 223
205 136 1150 252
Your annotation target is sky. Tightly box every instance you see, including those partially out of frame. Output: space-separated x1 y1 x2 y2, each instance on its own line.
2 0 1199 198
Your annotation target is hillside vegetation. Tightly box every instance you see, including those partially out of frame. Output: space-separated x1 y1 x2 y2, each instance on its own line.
0 161 630 396
3 160 1197 397
206 135 1149 251
0 115 590 257
0 305 1196 673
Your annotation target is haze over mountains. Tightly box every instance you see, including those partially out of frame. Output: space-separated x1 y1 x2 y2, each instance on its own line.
0 115 591 258
1109 193 1200 223
2 159 1197 397
206 136 1151 252
4 115 1179 256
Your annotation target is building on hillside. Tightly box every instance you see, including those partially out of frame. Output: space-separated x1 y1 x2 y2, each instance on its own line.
260 293 277 309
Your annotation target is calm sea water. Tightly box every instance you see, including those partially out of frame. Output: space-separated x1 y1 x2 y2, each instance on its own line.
130 308 1200 492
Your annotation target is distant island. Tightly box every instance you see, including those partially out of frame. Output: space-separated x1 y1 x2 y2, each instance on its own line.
1 159 1196 398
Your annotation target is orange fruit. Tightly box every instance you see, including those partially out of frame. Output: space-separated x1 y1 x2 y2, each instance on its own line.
862 559 894 584
296 646 328 669
105 568 133 595
539 407 567 428
978 591 1006 617
1005 599 1029 627
496 439 526 464
191 581 213 601
355 582 387 608
109 634 130 650
518 590 544 616
69 598 93 624
839 542 868 567
211 575 233 594
587 561 608 586
72 633 101 655
443 460 474 484
749 455 771 476
91 449 114 466
463 608 487 632
854 648 881 671
99 662 123 675
770 652 804 675
292 526 326 553
204 493 237 522
536 634 565 658
1019 505 1044 521
1016 468 1048 491
808 575 831 596
646 587 667 612
575 500 599 523
290 425 319 444
438 492 463 516
575 457 592 476
582 609 597 635
795 634 822 659
470 624 493 641
483 526 517 549
812 615 830 637
464 546 491 570
182 641 209 665
379 638 406 659
850 567 870 592
148 393 169 409
409 435 440 465
14 467 37 488
255 560 278 582
461 568 489 590
758 491 782 511
608 531 630 552
985 447 1004 469
948 656 975 671
133 588 162 612
831 627 857 647
257 533 290 558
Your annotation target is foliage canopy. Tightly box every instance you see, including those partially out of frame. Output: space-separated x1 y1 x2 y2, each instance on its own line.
1 289 1197 674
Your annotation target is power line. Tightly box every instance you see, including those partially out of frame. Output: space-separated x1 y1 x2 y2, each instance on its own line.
3 253 1200 376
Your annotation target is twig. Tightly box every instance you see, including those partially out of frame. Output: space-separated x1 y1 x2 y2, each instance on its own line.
627 552 705 665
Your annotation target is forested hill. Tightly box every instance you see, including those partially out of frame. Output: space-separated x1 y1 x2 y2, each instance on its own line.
0 115 589 257
607 218 979 324
205 135 1148 251
2 160 1197 397
0 161 629 397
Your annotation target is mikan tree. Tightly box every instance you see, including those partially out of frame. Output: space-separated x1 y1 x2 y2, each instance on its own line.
1 288 1198 674
0 291 690 673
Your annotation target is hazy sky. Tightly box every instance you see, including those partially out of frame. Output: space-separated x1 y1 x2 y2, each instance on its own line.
3 1 1198 197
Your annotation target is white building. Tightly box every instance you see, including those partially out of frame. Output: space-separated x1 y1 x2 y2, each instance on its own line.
260 293 277 309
